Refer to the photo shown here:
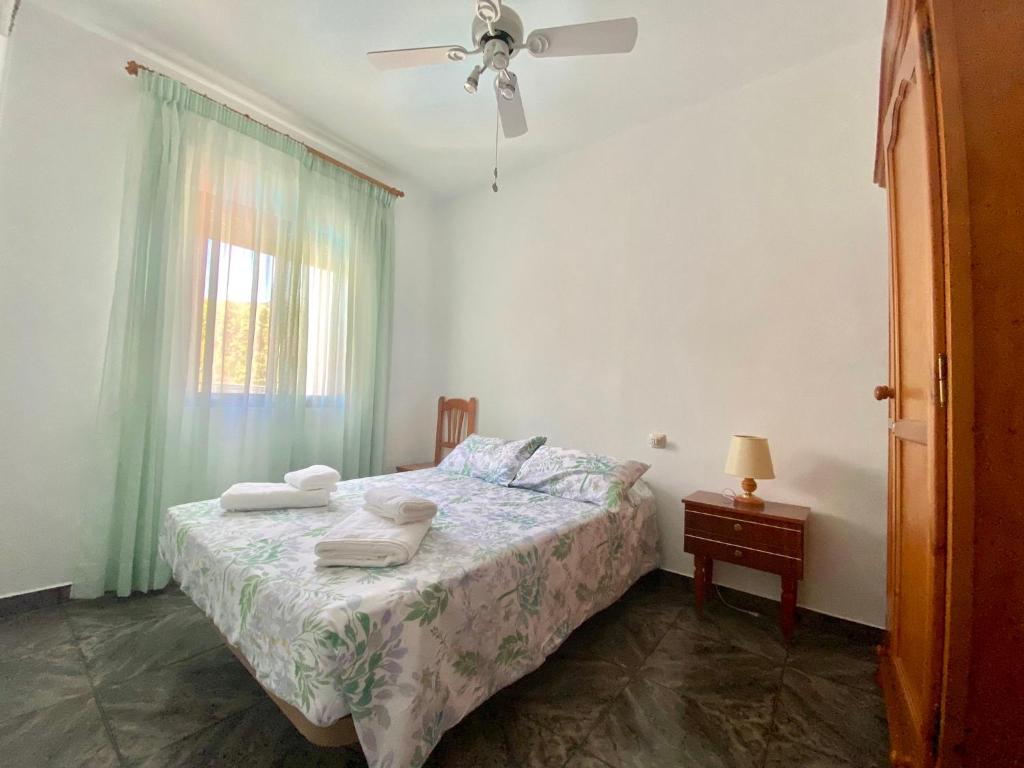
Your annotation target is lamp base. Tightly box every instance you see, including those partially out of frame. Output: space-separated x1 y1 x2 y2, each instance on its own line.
734 478 765 509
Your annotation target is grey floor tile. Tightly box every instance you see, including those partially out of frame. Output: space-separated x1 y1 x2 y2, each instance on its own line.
427 697 578 768
98 645 266 762
555 599 678 670
763 737 865 767
0 607 75 659
640 624 784 698
496 655 631 745
75 602 223 687
796 608 884 645
583 675 770 768
616 570 694 613
0 638 93 721
130 698 366 768
0 692 119 768
3 575 892 768
786 617 882 693
65 588 194 639
771 667 889 768
564 749 615 768
675 593 788 663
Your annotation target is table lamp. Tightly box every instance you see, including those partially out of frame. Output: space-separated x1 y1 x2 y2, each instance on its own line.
725 435 775 509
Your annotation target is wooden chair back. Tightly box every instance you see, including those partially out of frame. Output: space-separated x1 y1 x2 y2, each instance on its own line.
434 396 478 465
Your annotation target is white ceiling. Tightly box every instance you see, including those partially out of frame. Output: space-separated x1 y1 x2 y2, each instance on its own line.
38 0 884 197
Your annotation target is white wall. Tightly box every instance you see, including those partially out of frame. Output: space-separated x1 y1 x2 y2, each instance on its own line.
0 5 442 597
434 38 889 627
0 5 890 626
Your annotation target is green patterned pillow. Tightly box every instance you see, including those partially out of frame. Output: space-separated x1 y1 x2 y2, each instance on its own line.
510 446 650 508
437 434 547 486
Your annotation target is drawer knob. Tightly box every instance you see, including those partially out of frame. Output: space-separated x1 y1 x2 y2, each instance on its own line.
733 523 742 532
734 549 743 558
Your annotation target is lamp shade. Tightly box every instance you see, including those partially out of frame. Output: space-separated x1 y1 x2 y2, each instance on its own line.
724 435 775 479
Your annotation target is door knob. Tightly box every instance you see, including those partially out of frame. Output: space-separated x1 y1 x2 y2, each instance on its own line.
874 385 895 401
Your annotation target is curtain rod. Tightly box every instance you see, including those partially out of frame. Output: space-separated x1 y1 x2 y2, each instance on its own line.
124 60 405 199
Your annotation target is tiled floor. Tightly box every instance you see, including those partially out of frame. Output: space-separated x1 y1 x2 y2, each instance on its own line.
0 571 888 767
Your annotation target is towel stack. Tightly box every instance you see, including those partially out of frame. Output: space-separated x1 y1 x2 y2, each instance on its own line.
220 465 340 512
315 485 437 568
364 487 438 524
284 465 341 491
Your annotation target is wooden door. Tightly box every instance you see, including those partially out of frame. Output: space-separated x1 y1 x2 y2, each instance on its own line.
878 9 948 767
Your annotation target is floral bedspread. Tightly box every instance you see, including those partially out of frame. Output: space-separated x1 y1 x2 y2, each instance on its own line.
160 469 660 768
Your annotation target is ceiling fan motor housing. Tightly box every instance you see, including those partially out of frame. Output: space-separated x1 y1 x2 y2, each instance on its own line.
472 5 523 54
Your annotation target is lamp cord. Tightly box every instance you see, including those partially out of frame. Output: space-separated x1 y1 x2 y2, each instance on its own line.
714 585 761 618
710 486 759 616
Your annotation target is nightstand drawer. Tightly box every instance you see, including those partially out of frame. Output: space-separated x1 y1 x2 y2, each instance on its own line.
685 508 802 555
684 533 803 579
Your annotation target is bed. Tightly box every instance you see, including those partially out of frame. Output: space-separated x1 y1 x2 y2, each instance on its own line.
160 467 660 768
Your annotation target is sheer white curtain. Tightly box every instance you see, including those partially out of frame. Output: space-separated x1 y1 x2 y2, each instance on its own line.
76 71 395 597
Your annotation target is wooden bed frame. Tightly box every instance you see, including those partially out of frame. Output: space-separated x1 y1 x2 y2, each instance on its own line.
220 632 359 748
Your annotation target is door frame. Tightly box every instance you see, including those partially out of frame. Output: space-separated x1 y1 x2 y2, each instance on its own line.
925 1 975 765
880 6 949 762
875 1 976 765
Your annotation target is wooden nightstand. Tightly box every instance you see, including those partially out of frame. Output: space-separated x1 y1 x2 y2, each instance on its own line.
682 491 809 641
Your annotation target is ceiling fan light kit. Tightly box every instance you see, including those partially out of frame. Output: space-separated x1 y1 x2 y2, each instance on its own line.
464 64 481 93
497 73 516 101
367 1 638 187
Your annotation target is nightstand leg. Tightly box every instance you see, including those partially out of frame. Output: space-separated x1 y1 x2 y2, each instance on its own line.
781 577 798 642
694 556 713 616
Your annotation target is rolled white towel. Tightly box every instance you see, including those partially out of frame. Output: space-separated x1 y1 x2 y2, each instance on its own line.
315 508 432 568
284 465 340 491
364 486 438 525
220 482 330 511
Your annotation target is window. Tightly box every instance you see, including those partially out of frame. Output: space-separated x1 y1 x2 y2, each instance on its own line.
197 240 337 399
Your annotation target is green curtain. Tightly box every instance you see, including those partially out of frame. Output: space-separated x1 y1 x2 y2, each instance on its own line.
75 71 395 598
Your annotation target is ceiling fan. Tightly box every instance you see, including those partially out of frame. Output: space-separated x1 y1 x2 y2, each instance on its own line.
367 0 639 141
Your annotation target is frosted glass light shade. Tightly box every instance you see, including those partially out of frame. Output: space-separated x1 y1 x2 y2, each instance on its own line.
725 435 775 479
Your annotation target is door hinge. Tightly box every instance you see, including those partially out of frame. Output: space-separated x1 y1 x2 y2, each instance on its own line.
937 353 949 407
923 26 935 75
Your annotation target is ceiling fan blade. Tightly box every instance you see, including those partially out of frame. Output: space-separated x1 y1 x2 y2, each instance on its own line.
526 18 638 58
366 45 468 70
497 74 527 139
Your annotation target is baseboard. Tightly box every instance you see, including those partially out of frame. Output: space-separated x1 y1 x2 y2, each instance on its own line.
657 567 885 637
0 583 72 617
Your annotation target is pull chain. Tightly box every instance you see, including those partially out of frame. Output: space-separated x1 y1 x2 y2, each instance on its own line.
492 103 500 193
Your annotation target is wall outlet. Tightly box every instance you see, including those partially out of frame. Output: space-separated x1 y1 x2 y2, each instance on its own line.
648 432 667 449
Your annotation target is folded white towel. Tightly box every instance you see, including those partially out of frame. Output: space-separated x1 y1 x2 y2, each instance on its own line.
315 508 432 567
364 486 438 525
284 465 341 491
220 482 330 511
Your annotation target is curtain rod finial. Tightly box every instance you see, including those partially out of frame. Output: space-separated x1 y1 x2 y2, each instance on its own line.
126 60 141 76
